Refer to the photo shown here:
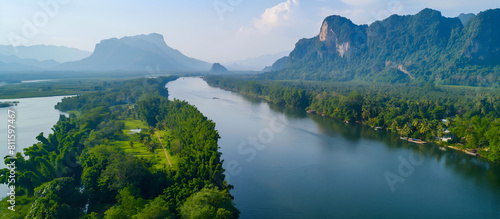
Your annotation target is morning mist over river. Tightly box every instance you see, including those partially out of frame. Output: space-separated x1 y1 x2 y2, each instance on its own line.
167 77 500 218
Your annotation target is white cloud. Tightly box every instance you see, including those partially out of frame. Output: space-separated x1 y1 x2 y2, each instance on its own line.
238 0 299 33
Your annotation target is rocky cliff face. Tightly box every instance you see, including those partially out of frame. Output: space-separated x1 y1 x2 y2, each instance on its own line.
318 16 366 59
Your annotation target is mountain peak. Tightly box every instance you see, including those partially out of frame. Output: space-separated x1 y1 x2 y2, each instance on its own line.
461 8 500 63
317 14 367 58
458 13 475 25
416 8 442 17
319 15 358 42
270 8 500 85
210 63 229 73
127 33 165 44
59 33 210 71
98 33 165 46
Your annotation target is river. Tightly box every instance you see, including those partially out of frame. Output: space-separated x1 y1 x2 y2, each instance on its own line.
166 77 500 218
0 96 69 197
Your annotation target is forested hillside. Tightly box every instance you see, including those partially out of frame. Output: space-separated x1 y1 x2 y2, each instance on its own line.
265 8 500 86
0 76 239 218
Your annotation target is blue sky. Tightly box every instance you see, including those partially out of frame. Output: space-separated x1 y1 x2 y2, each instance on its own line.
0 0 498 63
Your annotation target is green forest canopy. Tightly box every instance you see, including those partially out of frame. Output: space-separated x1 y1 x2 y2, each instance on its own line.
0 76 239 219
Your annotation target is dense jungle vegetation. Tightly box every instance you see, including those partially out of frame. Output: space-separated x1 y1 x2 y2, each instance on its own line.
0 76 239 218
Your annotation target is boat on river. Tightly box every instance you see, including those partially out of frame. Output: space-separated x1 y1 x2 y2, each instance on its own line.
307 110 317 114
465 149 478 156
407 138 426 144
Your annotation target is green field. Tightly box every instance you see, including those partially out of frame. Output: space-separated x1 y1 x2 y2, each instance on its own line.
118 118 180 169
123 118 148 130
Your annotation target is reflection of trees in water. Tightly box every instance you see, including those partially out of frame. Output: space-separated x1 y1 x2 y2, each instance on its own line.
443 152 500 190
310 114 500 191
310 115 386 143
238 93 263 105
255 95 500 190
267 103 307 119
264 102 500 191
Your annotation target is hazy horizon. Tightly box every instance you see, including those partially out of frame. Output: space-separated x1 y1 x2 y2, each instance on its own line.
1 0 498 63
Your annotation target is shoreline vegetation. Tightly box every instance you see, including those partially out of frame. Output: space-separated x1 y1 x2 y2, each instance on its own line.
204 76 500 163
0 73 208 99
0 78 131 99
0 76 239 218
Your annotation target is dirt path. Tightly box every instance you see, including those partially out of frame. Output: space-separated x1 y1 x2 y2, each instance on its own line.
156 131 172 168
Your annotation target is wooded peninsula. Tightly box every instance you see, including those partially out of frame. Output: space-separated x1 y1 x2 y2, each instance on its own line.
0 76 239 218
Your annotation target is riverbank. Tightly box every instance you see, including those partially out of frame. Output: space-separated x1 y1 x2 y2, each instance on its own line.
311 111 487 159
204 77 494 162
436 142 485 157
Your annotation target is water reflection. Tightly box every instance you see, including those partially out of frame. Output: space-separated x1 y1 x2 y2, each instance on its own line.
266 102 500 194
169 77 500 218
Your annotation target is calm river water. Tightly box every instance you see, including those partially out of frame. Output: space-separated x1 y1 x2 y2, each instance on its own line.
166 77 500 219
0 96 69 197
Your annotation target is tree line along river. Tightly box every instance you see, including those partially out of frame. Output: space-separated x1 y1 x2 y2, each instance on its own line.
167 77 500 219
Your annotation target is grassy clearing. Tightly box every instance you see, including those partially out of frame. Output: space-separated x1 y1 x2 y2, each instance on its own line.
123 118 148 130
68 111 178 170
64 111 178 170
117 117 179 170
120 118 147 135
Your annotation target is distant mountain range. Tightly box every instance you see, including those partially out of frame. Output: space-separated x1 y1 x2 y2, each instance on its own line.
265 8 500 86
263 56 288 72
58 33 210 72
224 51 290 71
0 45 90 71
2 9 499 84
0 34 211 72
0 53 59 70
0 61 40 71
0 45 91 63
